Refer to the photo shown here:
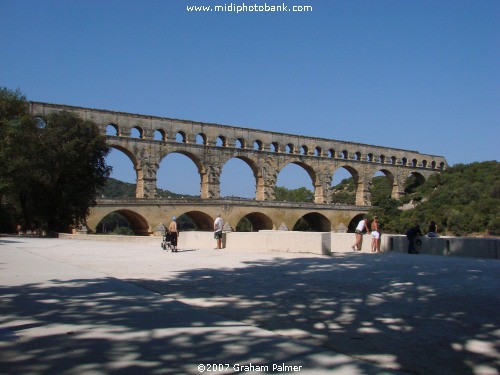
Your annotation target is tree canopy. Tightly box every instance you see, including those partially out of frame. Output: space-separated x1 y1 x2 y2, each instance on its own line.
98 177 197 199
0 87 111 233
274 186 314 202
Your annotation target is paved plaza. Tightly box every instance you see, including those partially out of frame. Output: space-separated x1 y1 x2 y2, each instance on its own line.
1 237 499 374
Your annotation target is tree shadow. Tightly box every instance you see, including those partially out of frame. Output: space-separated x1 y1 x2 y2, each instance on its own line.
1 274 388 374
0 238 27 245
128 253 500 375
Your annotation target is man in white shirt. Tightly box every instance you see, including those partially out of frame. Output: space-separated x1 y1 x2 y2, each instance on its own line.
214 214 224 249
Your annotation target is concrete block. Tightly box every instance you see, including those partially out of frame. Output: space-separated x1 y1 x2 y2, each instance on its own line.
448 237 498 259
178 231 215 249
225 231 332 255
330 232 374 253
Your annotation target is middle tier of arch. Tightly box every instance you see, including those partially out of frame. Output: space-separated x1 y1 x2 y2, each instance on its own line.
107 137 431 206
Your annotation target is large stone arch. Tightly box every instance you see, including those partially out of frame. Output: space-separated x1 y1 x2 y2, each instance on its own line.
109 144 138 168
106 144 143 197
159 149 206 197
403 170 427 195
374 168 397 201
220 155 261 199
233 212 274 232
348 213 366 233
409 171 426 185
92 209 151 236
276 160 319 200
293 212 331 232
330 164 363 205
179 211 213 231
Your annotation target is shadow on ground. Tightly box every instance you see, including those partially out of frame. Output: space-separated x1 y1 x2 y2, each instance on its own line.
1 274 388 374
130 253 500 375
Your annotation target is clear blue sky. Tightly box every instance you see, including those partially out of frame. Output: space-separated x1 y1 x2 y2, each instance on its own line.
1 0 498 197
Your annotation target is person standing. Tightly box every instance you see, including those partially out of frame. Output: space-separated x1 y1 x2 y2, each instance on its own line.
214 214 224 249
406 224 422 254
352 216 369 251
371 216 381 253
168 216 179 252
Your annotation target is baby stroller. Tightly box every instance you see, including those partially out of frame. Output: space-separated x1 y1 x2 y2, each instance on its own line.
161 231 173 251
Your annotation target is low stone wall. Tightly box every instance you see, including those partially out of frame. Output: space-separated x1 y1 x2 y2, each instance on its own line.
177 231 377 255
225 231 332 255
381 234 499 259
329 233 372 253
60 232 499 259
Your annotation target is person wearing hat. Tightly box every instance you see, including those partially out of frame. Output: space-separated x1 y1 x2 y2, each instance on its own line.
168 216 179 252
214 214 223 249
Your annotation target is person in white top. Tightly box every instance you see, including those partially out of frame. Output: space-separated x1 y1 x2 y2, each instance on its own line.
214 214 224 249
371 216 381 253
352 216 369 251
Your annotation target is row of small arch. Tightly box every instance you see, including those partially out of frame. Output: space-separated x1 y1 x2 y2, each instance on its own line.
105 124 446 170
93 208 365 235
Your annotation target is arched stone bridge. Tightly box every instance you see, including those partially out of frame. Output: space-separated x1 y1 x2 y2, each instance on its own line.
89 198 370 236
30 102 447 234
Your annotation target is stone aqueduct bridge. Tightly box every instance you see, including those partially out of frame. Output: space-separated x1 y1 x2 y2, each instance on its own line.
30 102 447 235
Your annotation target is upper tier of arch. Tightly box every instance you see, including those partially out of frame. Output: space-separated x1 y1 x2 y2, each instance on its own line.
29 101 448 205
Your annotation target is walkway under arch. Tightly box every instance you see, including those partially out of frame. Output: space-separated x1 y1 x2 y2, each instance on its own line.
95 209 150 236
293 212 331 232
235 212 274 232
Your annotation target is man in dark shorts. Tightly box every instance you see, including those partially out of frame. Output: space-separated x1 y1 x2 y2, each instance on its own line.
168 216 179 252
214 214 223 249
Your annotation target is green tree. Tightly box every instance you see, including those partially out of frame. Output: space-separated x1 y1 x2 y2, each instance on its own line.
0 88 40 230
95 212 131 234
98 177 198 199
330 177 356 204
236 217 252 232
370 176 392 206
0 87 111 232
274 186 314 202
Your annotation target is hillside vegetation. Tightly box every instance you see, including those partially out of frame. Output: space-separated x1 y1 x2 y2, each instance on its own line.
326 161 499 236
99 178 196 199
367 161 499 236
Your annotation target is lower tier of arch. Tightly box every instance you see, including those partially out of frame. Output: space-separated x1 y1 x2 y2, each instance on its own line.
87 199 370 236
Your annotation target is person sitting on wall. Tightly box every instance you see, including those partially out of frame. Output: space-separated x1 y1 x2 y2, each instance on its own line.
427 220 439 237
